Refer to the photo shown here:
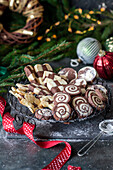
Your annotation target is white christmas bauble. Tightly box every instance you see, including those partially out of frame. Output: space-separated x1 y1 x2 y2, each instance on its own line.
77 37 102 64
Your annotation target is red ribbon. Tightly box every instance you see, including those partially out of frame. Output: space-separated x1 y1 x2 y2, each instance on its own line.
0 96 81 170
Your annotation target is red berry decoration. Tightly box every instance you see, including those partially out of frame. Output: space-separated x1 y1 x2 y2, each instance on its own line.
93 50 113 79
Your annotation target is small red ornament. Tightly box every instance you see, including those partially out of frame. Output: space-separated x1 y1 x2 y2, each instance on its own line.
93 50 113 79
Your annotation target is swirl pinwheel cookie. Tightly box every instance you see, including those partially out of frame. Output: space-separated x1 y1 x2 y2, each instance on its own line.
72 96 93 118
52 103 71 121
72 96 88 108
54 92 71 104
87 85 108 102
75 102 93 118
64 84 81 96
86 90 105 110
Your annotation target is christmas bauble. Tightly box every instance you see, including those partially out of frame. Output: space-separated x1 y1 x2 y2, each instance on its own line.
106 37 113 52
93 50 113 79
77 37 102 64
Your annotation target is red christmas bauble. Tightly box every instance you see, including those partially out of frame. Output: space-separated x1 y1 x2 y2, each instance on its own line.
93 50 113 79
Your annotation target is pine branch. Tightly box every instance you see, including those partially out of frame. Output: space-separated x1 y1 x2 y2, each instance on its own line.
19 41 71 66
0 82 15 87
0 73 25 84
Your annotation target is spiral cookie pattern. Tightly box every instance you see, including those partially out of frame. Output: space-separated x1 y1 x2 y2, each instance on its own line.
72 96 87 108
87 85 108 102
87 90 105 110
64 85 80 96
75 103 93 118
54 92 71 104
35 108 52 120
53 103 71 121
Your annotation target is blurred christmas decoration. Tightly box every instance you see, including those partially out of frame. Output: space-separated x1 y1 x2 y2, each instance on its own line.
0 66 9 81
1 0 113 92
93 50 113 79
76 37 102 64
0 40 70 93
70 37 102 67
106 37 113 52
0 0 8 16
0 0 44 44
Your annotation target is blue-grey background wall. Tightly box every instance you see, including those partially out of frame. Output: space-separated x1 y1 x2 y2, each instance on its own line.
70 0 113 10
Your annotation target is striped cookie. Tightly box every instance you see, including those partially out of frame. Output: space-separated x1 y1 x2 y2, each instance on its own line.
34 63 53 84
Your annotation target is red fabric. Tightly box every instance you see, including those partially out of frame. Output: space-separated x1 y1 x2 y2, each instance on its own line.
68 165 82 170
0 96 81 170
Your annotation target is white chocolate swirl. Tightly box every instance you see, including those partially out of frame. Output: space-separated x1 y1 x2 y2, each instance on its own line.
76 103 93 118
88 91 105 110
54 92 70 104
72 96 87 107
64 85 80 95
53 103 71 120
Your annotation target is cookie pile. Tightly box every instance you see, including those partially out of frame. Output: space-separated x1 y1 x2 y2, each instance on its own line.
9 64 108 121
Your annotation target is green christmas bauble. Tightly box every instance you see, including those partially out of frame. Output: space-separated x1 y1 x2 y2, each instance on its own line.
77 37 102 64
106 37 113 52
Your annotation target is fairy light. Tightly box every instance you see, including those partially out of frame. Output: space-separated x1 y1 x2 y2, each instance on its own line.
64 14 69 20
36 7 105 43
54 21 60 26
74 15 79 19
85 14 91 19
37 36 43 40
52 34 57 39
68 20 72 33
100 7 105 12
78 8 82 14
91 18 97 21
75 30 82 34
83 30 87 33
88 26 94 31
68 27 72 33
89 11 94 14
97 20 101 25
46 38 51 42
45 29 50 34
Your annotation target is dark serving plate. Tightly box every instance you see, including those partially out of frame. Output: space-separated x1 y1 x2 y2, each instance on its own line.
7 78 112 127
